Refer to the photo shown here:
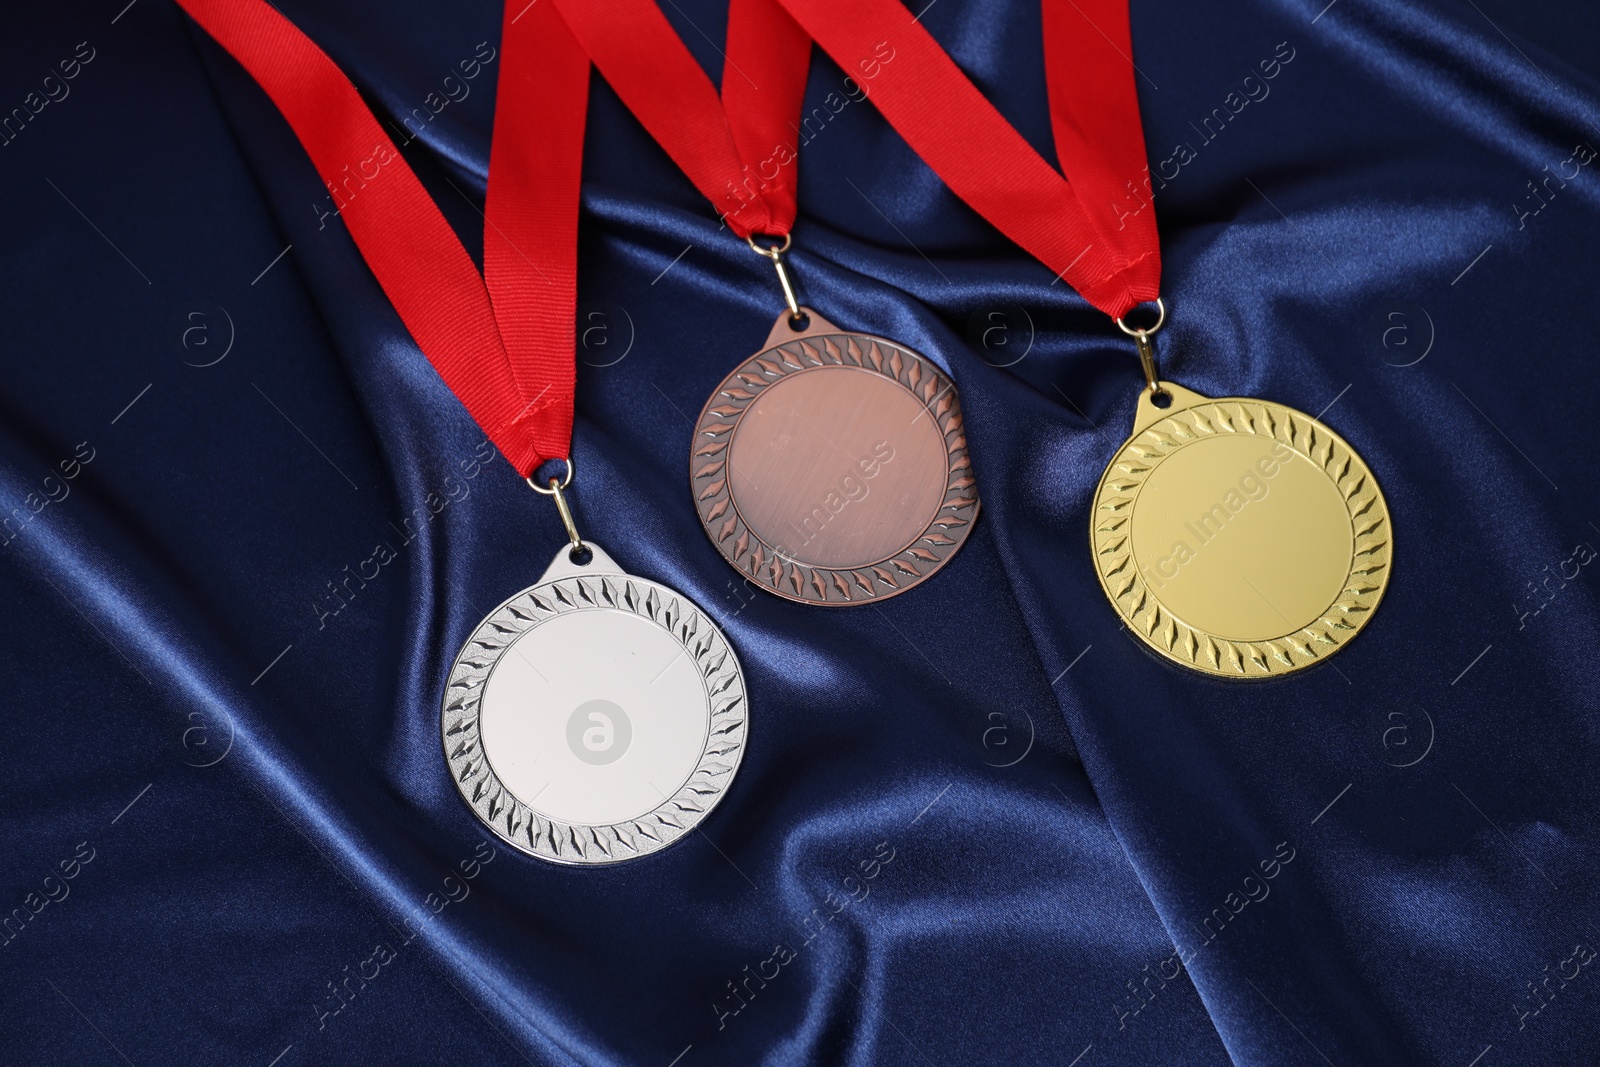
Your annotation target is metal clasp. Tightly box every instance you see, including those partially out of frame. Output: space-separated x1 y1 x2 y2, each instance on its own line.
526 458 585 556
747 233 804 327
1114 297 1167 396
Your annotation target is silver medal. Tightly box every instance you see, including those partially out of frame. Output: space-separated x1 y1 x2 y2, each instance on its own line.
441 543 748 865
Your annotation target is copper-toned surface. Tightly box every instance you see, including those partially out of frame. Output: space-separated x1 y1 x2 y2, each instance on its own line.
728 367 948 569
692 309 978 606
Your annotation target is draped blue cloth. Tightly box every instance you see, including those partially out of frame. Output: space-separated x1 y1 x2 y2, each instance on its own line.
2 0 1598 1063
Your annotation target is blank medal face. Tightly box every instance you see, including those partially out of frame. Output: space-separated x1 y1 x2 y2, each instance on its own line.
693 310 979 605
442 545 747 865
727 366 948 569
479 608 708 827
1092 383 1391 677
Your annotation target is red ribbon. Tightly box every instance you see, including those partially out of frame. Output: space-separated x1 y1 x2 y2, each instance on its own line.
544 0 1158 313
174 0 587 477
549 0 812 239
179 0 1156 482
772 0 1159 319
546 0 1156 314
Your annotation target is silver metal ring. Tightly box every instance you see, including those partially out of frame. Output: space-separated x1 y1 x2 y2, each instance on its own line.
526 458 575 495
1114 297 1166 338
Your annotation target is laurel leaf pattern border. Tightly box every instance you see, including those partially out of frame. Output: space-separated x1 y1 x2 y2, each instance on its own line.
441 573 747 864
1091 397 1392 678
692 332 979 605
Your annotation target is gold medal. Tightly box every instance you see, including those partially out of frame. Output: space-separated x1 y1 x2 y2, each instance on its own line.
1092 303 1391 677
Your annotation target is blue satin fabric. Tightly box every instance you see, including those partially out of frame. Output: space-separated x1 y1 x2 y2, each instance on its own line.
2 0 1599 1063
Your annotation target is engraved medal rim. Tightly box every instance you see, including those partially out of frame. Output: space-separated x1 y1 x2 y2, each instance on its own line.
1090 387 1392 679
440 560 747 866
691 316 979 607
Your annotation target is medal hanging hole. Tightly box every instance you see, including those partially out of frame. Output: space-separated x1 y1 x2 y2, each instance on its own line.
1150 389 1172 409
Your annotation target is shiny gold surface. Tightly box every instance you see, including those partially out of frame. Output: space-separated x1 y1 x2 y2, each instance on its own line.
1092 382 1391 677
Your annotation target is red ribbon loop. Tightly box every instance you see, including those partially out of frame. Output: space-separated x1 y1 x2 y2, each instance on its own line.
176 0 587 477
550 0 811 239
773 0 1160 319
180 0 1160 484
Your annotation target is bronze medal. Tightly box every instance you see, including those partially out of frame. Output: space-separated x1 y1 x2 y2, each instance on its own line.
691 308 978 606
